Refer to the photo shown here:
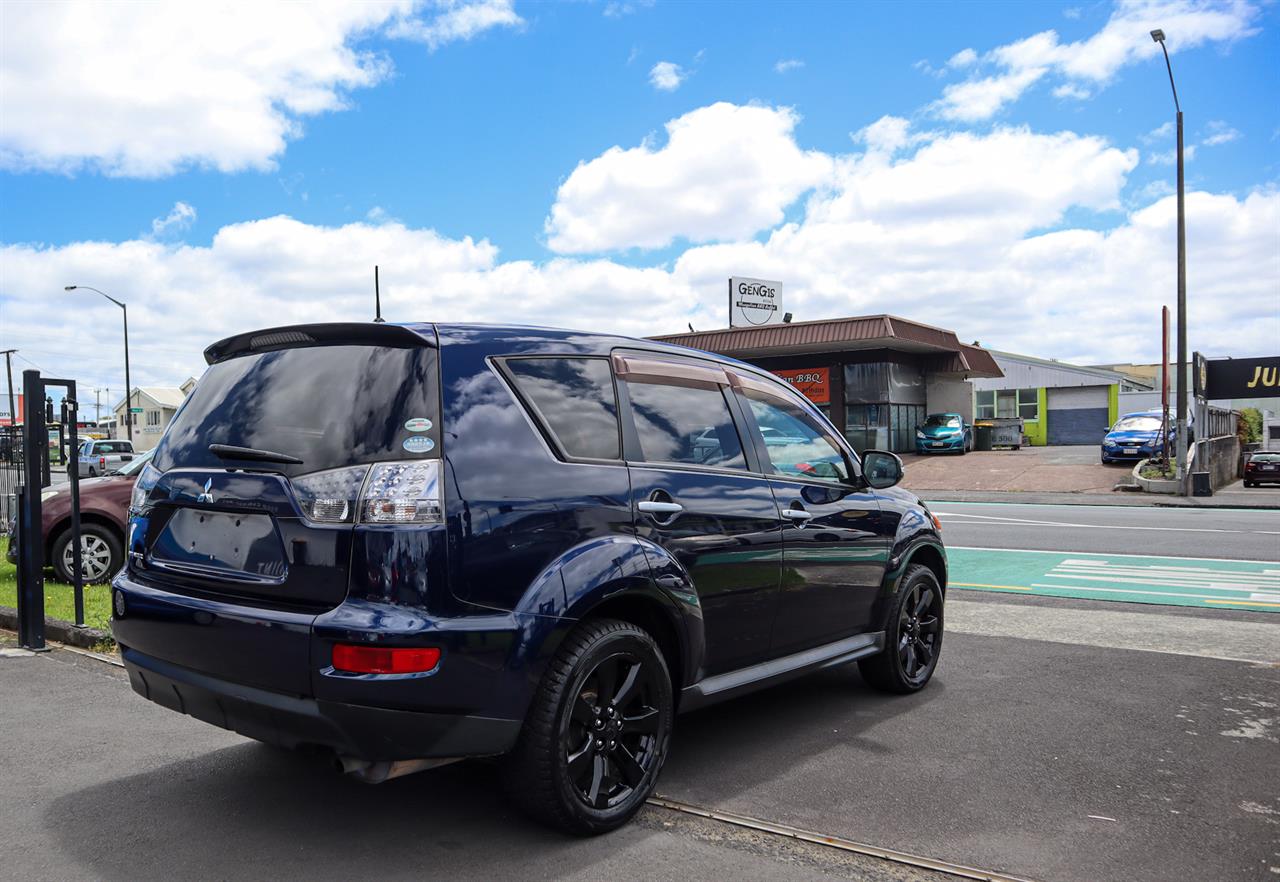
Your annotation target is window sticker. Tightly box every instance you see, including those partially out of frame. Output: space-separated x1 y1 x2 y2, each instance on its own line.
404 418 433 433
402 436 435 454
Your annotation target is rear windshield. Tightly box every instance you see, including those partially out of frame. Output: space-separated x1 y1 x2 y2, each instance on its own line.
153 344 439 477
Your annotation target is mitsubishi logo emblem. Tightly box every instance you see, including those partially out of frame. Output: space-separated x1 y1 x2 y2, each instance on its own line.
197 478 215 504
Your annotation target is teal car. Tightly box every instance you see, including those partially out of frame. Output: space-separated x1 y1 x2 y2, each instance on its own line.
915 412 973 454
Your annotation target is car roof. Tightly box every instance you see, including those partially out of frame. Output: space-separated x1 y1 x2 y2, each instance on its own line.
427 321 793 388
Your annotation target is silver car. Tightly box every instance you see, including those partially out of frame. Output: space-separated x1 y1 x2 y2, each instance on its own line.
76 438 136 477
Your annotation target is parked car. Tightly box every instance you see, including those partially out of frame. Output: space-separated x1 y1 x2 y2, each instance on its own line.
1102 410 1179 464
915 412 973 454
6 449 153 583
75 438 135 477
1244 452 1280 487
113 322 948 835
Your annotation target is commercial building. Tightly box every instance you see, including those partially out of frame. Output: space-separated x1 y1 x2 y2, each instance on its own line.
970 352 1151 446
651 315 1002 455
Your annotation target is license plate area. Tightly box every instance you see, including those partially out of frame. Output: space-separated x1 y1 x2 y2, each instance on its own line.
150 509 287 583
1123 448 1138 454
931 441 944 447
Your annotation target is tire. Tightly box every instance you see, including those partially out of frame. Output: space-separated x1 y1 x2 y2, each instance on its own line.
88 466 97 477
1244 481 1254 488
504 618 674 835
51 523 123 584
858 564 943 694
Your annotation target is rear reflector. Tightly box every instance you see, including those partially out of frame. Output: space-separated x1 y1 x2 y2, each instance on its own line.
331 644 441 675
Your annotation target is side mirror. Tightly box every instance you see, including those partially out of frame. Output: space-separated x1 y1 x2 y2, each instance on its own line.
862 449 904 490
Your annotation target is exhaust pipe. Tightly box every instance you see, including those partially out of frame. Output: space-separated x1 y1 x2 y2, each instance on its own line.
336 755 461 784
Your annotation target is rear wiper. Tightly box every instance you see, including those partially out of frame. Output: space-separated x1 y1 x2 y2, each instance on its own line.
208 444 303 465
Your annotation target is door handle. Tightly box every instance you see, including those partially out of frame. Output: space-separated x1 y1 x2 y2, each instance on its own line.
781 507 813 522
638 500 684 515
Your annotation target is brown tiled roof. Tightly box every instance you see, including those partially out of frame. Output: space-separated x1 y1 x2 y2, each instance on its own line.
650 314 1002 378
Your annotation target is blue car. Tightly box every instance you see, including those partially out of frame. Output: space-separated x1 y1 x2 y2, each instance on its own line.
114 321 948 835
1101 410 1179 463
915 412 973 454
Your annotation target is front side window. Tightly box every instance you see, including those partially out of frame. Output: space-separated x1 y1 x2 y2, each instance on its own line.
505 357 620 460
626 380 745 469
745 390 850 484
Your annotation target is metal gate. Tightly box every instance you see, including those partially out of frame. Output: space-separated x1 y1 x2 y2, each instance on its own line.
11 370 86 649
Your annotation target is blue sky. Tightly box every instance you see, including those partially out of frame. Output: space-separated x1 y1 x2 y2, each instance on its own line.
1 0 1277 393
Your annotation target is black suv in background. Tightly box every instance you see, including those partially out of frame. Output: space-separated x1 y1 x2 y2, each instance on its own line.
114 322 947 834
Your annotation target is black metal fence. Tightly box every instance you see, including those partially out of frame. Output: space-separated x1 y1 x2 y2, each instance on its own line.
11 370 86 650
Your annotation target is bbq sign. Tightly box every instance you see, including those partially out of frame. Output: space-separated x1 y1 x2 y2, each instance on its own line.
772 367 830 405
729 277 784 327
1202 355 1280 400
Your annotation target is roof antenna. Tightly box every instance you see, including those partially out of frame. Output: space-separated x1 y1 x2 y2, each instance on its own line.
373 265 385 323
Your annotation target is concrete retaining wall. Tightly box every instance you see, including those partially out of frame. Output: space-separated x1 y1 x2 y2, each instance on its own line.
1201 434 1242 489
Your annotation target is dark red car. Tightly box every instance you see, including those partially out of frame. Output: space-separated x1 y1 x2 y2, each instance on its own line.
1244 452 1280 487
6 450 152 583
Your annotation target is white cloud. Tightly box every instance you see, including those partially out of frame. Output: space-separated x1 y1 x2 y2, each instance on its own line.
1147 144 1196 164
2 105 1275 391
1053 82 1092 100
603 0 654 18
545 103 833 253
387 0 521 49
149 202 197 240
1202 120 1241 146
932 67 1048 122
0 1 520 178
1143 121 1175 142
948 48 979 68
649 61 686 91
775 59 805 73
930 0 1260 121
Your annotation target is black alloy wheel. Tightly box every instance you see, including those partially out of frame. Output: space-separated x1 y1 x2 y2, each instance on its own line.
896 579 942 685
565 651 664 811
505 618 673 835
859 564 944 693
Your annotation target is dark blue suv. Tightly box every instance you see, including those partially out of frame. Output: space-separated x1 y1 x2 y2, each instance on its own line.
113 322 947 834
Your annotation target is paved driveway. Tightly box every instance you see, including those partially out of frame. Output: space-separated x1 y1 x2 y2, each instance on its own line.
902 446 1122 494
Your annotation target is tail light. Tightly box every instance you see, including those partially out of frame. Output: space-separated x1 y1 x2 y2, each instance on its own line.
130 462 162 510
332 643 441 674
99 456 106 469
290 460 442 525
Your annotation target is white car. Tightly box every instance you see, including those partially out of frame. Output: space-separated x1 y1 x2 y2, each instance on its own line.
75 438 136 477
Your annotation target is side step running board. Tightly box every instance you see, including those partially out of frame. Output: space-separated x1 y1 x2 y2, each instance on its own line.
680 631 885 712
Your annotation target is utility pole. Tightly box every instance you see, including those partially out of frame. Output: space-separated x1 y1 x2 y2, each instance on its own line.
1 349 16 432
1150 28 1189 494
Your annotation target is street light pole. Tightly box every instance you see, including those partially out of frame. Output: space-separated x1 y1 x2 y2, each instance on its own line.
1151 28 1188 493
65 285 133 442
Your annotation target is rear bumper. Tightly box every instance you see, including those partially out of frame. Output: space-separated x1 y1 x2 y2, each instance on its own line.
121 645 522 760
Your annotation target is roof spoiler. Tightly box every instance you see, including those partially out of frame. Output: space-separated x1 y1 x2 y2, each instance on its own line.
204 322 435 364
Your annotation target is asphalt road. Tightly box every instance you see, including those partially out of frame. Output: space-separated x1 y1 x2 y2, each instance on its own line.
4 595 1278 882
929 501 1280 562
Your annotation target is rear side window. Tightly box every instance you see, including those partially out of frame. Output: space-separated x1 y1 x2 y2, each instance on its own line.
626 380 746 470
504 357 621 460
153 344 440 477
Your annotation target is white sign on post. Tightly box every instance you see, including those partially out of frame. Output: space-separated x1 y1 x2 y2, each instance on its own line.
729 277 784 327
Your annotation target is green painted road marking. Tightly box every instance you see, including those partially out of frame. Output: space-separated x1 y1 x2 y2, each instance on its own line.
947 547 1280 613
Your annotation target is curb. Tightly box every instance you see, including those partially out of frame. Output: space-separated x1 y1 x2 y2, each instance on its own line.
916 490 1280 510
0 606 111 649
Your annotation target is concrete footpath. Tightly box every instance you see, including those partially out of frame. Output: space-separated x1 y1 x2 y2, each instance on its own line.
4 592 1278 882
